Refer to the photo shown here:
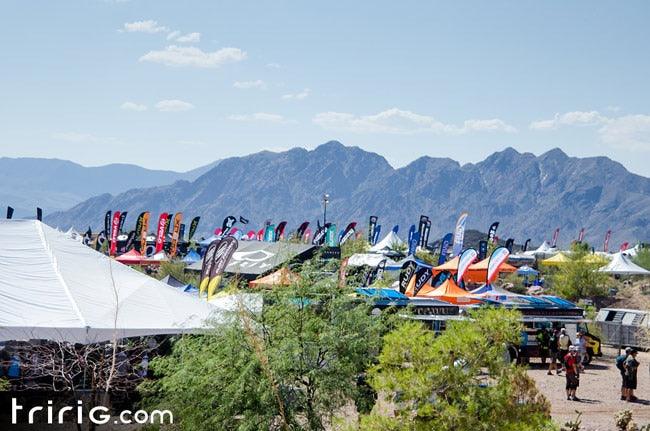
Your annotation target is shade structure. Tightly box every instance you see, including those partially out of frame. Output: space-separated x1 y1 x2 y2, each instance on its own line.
432 256 460 273
347 253 397 268
599 253 650 276
516 265 539 276
182 249 201 264
465 258 517 283
541 253 570 266
415 278 482 305
249 267 300 288
369 231 404 253
0 220 220 343
470 284 527 303
115 249 145 265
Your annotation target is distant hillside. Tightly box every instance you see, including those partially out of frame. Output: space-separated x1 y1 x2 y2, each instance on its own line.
0 157 219 217
46 142 650 247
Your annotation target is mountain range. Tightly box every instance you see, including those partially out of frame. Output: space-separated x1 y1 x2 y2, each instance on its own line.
42 141 650 248
0 157 219 217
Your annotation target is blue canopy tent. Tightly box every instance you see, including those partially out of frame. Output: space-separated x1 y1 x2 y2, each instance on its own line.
516 265 539 276
182 249 201 264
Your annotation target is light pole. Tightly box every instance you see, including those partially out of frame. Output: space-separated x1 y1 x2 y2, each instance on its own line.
322 193 330 225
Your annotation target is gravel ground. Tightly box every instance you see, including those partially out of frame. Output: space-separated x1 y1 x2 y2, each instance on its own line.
527 347 650 430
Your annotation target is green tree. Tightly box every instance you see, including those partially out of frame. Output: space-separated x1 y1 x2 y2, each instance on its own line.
548 243 610 301
359 308 554 431
140 258 394 430
633 247 650 270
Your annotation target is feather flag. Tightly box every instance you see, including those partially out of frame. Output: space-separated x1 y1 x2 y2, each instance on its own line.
487 246 510 284
452 212 469 257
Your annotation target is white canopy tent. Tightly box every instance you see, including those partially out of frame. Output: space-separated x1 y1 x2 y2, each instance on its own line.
0 220 221 343
369 231 404 253
598 253 650 276
347 253 397 267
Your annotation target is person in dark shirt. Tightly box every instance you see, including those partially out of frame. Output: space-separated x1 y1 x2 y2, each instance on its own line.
624 349 640 402
615 347 632 400
547 328 560 375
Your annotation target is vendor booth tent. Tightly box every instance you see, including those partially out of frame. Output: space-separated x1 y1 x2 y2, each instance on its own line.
0 220 219 343
432 256 460 273
249 267 300 288
182 249 201 264
369 231 404 253
599 253 650 276
465 258 517 283
115 249 145 265
541 253 570 266
415 278 482 305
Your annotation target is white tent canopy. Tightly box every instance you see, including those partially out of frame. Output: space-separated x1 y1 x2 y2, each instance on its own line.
347 253 397 268
598 252 650 276
0 220 220 343
369 231 404 253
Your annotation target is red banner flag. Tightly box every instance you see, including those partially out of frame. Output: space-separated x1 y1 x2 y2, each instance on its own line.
155 213 169 254
109 211 121 256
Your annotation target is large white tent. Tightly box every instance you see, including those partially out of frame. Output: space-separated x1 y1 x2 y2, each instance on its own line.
598 252 650 276
0 220 220 343
369 231 404 253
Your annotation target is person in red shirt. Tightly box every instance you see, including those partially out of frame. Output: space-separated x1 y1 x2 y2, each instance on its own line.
564 346 580 401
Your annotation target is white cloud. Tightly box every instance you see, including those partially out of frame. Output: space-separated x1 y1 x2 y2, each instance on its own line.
312 108 516 135
233 80 267 90
166 30 181 40
529 110 607 130
139 45 247 68
266 62 281 69
175 32 201 43
281 88 310 100
227 113 292 124
598 114 650 151
51 132 120 145
120 101 148 112
121 20 168 34
155 99 194 112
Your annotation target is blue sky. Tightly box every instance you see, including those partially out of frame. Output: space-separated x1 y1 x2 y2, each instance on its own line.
2 1 650 175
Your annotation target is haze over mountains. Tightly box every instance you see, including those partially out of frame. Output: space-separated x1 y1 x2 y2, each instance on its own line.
40 141 650 248
0 157 219 216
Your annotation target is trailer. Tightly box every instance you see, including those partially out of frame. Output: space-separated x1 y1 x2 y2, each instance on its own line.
595 308 650 349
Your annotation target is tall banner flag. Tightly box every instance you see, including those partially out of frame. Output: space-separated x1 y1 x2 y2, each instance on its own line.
487 222 499 243
417 215 429 247
423 220 432 248
138 212 150 253
207 237 238 300
169 212 183 257
296 221 310 240
36 207 43 221
222 215 237 236
408 231 420 256
199 240 220 298
523 238 531 252
82 227 92 246
620 242 629 252
303 228 312 243
407 224 416 244
312 225 327 245
104 211 112 239
264 224 276 242
551 228 560 248
123 230 136 253
578 227 585 243
478 240 488 260
505 238 514 253
256 228 264 241
274 221 287 241
364 259 386 286
413 266 433 297
154 213 169 253
118 211 128 234
451 212 469 257
188 216 201 241
398 260 418 294
372 225 381 246
6 206 14 219
456 248 478 285
134 212 146 251
325 224 337 247
438 233 453 265
368 216 378 243
109 211 121 256
487 247 510 284
339 222 357 245
179 223 185 241
164 212 173 236
95 231 106 251
392 225 399 234
604 230 612 252
239 216 249 225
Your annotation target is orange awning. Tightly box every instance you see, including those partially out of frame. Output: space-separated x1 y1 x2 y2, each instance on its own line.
431 256 459 274
416 278 482 305
464 258 517 283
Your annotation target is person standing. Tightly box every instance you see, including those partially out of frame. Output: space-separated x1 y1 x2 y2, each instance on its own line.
624 349 640 402
564 346 580 401
537 328 550 365
575 331 587 371
558 328 572 373
616 347 632 400
547 328 560 375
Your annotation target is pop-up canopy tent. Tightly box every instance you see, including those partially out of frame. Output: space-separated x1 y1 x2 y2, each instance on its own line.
182 249 201 264
431 256 460 273
541 253 570 266
415 278 482 305
369 231 404 254
599 253 650 276
0 220 220 343
347 253 397 268
464 258 517 283
249 267 300 288
115 249 145 265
